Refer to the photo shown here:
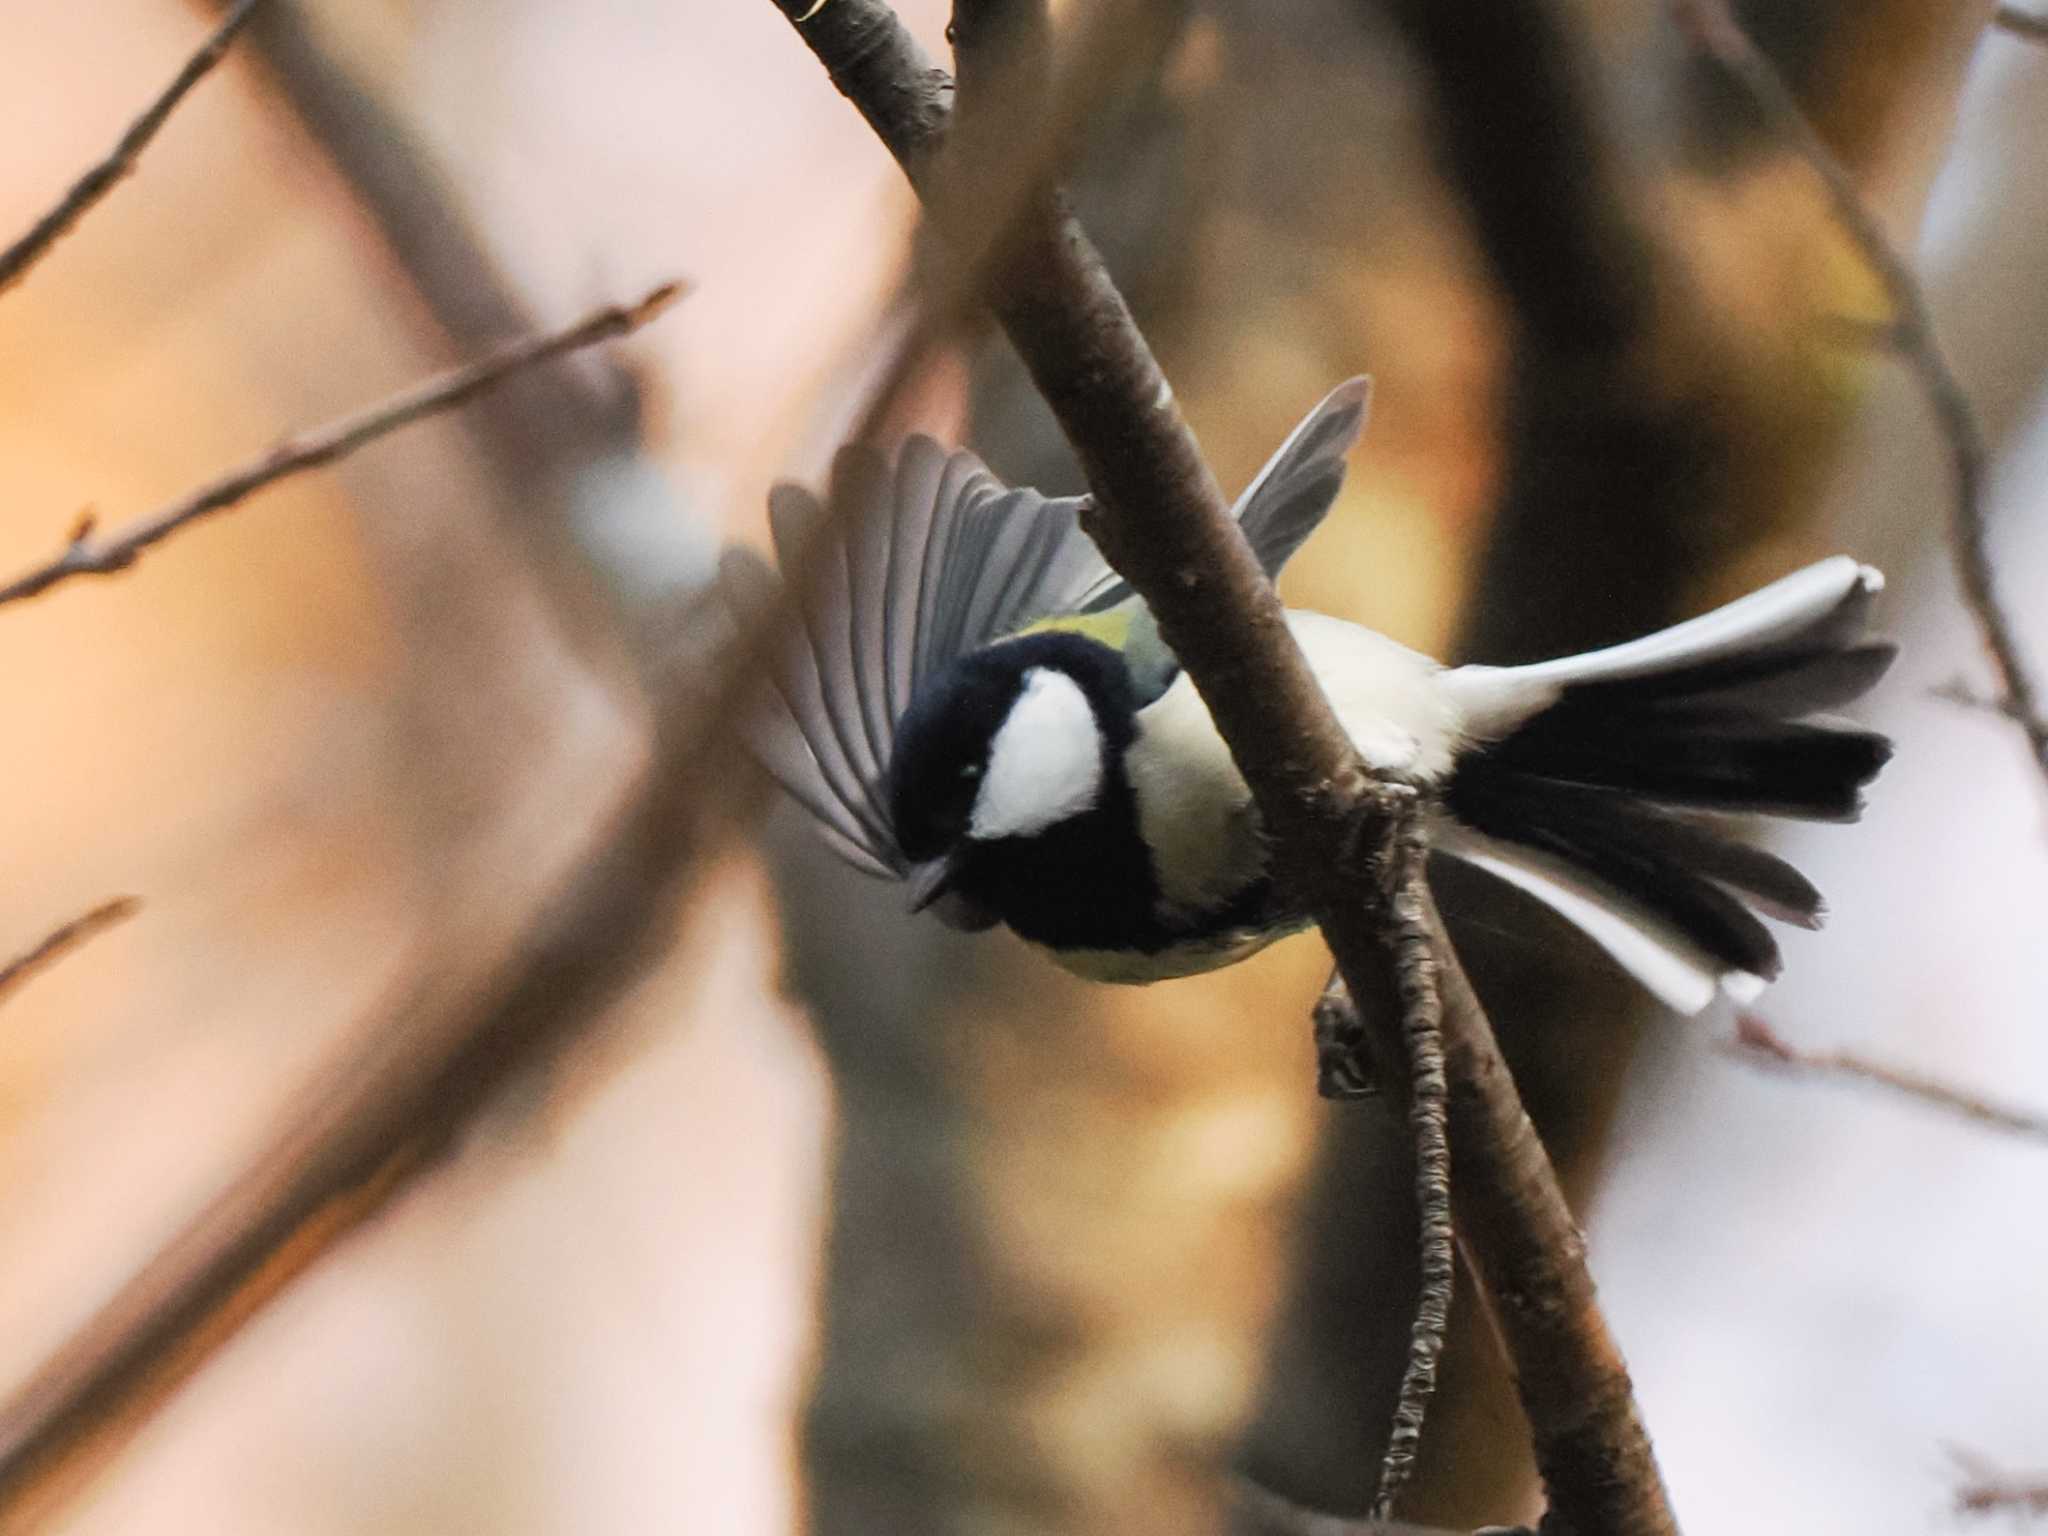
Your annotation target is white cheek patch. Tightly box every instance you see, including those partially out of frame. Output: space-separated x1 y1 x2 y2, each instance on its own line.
969 667 1104 841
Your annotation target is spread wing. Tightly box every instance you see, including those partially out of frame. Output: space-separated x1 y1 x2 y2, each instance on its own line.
1067 376 1372 615
722 376 1372 880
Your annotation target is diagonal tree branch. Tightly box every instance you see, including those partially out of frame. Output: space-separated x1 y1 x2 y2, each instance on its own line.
0 283 681 609
0 0 259 298
1728 1014 2048 1146
1952 1446 2048 1518
0 899 141 1009
770 2 1676 1530
1675 0 2048 784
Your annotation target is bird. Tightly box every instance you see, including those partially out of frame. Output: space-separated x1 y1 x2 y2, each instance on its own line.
719 378 1894 1014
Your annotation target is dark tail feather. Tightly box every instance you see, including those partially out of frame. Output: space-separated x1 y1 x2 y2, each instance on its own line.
1445 772 1803 979
1561 641 1897 719
1475 708 1892 822
1442 565 1893 999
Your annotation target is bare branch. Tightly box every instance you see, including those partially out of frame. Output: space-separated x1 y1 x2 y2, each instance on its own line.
1932 676 2036 723
0 0 259 298
0 283 682 610
1371 819 1452 1523
1674 0 2048 782
0 899 140 1009
1952 1446 2048 1518
1993 7 2048 42
1421 903 1671 1536
1728 1015 2048 1146
770 3 1677 1531
1290 824 1455 1523
215 0 639 464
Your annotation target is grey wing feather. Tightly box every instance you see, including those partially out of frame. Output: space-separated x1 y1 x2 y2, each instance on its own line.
953 489 1071 645
830 445 900 774
718 546 898 872
1068 375 1373 613
729 376 1373 882
912 456 993 688
1234 375 1373 576
726 447 1091 880
768 485 877 792
882 437 946 726
765 485 892 836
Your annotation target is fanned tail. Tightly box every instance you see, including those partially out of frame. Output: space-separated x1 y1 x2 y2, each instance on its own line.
1439 559 1894 1013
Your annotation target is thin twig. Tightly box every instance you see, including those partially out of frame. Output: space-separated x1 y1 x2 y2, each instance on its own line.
215 0 639 463
1370 816 1453 1523
0 0 259 298
1993 6 2048 42
1728 1015 2048 1146
1958 1479 2048 1517
1303 850 1454 1520
1674 0 2048 781
1932 677 2033 723
0 282 683 609
0 899 140 1009
771 4 1677 1531
1951 1446 2048 1518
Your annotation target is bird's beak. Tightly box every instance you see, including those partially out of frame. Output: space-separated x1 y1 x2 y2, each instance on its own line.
907 851 1000 932
907 852 963 913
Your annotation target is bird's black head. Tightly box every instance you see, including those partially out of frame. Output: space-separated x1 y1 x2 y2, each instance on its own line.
887 630 1139 923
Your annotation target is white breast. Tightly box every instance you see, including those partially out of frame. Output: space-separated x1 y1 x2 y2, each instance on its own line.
1126 611 1463 917
1287 611 1464 780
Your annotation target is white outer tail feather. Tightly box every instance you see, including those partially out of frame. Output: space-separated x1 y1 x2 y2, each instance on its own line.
1444 557 1882 743
1482 557 1881 689
1436 827 1764 1014
1436 557 1883 1013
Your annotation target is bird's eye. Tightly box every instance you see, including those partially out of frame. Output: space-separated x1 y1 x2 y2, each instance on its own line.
960 763 981 780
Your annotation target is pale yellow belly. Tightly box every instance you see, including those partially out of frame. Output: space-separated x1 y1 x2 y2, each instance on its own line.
1041 918 1313 985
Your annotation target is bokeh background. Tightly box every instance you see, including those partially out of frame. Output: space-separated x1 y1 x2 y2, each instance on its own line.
0 1 2042 1531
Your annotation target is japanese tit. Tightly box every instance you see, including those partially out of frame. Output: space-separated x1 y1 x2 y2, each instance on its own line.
723 379 1893 1012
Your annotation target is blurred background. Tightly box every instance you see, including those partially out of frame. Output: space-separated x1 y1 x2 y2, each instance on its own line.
0 0 2043 1531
